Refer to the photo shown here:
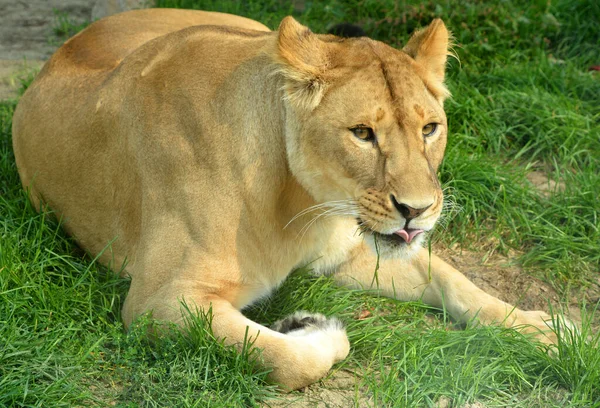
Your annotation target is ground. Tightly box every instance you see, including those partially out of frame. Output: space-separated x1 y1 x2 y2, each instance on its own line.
0 0 88 98
0 0 147 99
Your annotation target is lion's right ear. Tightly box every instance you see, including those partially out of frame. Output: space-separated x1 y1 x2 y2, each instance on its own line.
403 19 452 100
274 16 329 111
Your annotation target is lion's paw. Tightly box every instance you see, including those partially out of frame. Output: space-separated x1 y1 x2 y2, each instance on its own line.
271 311 343 336
271 311 350 364
515 310 577 345
266 311 350 390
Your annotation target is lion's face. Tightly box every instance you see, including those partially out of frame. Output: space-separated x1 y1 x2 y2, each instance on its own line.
276 18 451 256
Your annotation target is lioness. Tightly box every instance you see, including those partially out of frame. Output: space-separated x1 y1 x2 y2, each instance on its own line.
12 9 558 390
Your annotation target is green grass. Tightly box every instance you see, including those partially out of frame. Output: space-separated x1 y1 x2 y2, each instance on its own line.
2 0 599 406
52 10 90 39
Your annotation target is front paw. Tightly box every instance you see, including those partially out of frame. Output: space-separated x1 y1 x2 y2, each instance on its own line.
271 311 350 361
513 310 576 345
267 311 350 390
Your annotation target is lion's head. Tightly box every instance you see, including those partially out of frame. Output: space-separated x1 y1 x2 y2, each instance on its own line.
273 17 451 257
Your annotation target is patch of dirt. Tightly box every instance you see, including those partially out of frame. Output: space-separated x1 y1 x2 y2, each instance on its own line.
526 170 565 197
0 0 148 99
436 396 487 408
263 370 372 408
0 0 92 61
0 0 93 99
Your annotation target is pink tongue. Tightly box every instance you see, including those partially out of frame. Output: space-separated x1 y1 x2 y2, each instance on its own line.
394 228 424 243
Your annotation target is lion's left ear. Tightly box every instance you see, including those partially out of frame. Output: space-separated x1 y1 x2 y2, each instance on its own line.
274 16 329 110
403 19 452 97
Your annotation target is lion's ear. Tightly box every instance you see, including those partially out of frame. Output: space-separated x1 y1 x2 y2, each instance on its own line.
403 19 451 85
274 16 329 110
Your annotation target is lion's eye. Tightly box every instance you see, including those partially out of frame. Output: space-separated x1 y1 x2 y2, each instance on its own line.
422 123 438 137
351 126 376 142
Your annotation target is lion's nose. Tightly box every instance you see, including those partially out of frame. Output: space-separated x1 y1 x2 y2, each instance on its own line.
390 195 431 220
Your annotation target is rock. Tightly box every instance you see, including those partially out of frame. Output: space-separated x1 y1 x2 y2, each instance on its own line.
92 0 153 21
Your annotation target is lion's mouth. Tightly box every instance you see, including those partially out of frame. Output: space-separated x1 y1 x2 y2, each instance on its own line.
358 218 424 246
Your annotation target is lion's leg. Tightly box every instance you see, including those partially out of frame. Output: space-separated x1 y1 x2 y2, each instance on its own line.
334 243 557 342
123 280 349 390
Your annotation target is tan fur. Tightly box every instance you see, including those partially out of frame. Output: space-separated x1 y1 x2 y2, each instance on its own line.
13 9 559 391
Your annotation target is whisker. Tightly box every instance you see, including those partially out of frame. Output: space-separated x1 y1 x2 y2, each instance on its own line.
297 207 339 240
291 199 361 242
284 199 359 229
434 192 463 231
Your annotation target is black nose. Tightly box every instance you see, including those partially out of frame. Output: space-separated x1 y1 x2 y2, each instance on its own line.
391 195 431 220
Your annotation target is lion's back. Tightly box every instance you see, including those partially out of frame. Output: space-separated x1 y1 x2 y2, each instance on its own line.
11 9 270 268
46 9 270 73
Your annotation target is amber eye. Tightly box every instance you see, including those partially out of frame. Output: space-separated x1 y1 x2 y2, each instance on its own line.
422 123 438 137
350 126 376 142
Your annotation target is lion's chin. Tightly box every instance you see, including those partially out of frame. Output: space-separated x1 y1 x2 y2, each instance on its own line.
363 230 426 260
